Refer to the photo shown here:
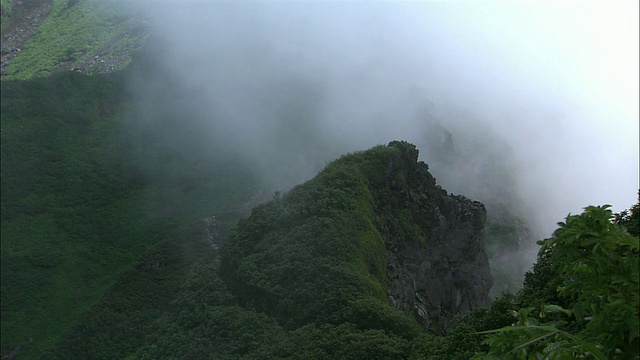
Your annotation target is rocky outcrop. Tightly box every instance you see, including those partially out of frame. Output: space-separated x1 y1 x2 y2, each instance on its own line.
219 141 493 335
373 141 493 334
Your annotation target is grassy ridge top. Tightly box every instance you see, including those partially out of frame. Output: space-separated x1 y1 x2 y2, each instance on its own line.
2 0 146 79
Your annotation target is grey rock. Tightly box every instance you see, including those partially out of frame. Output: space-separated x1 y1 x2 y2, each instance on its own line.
378 141 493 335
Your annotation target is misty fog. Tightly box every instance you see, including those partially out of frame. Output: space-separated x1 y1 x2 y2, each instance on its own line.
125 1 638 265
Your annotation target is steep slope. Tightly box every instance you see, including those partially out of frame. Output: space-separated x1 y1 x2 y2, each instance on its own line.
377 143 493 333
1 0 146 79
0 68 263 359
29 141 494 359
0 71 144 358
220 141 493 334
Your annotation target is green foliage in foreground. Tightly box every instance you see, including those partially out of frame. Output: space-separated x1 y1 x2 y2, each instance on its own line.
477 204 639 359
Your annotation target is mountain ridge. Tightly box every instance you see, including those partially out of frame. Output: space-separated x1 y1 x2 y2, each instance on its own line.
220 141 493 335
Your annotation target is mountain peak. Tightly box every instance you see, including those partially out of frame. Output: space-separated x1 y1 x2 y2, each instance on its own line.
219 141 493 334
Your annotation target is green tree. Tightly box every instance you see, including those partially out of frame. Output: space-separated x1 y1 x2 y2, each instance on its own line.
478 205 639 359
614 191 640 237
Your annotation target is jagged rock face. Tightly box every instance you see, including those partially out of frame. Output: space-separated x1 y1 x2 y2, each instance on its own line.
219 141 493 335
373 141 493 334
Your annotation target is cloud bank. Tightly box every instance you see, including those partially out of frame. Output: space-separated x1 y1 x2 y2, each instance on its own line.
128 1 639 241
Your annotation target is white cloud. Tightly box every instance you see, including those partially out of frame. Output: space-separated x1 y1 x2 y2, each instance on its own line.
133 0 639 238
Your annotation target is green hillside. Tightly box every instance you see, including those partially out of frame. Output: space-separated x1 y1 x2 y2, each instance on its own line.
1 1 638 358
220 142 431 334
1 68 638 358
0 67 263 358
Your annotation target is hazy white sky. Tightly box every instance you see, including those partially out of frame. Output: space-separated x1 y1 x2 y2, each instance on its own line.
398 0 639 229
438 0 639 223
447 0 638 142
138 0 639 236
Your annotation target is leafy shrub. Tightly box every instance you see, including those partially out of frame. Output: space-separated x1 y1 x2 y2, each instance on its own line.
478 205 639 359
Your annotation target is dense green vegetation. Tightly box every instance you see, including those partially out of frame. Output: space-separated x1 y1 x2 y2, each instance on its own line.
2 66 638 358
221 144 412 330
0 68 262 358
1 71 141 357
1 5 638 356
478 204 639 359
44 142 458 359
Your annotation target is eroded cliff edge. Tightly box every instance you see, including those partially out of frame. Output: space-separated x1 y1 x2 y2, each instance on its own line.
219 141 493 335
375 141 493 334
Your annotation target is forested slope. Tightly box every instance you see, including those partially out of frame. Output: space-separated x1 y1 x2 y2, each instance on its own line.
2 69 638 358
0 68 262 358
1 1 638 358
